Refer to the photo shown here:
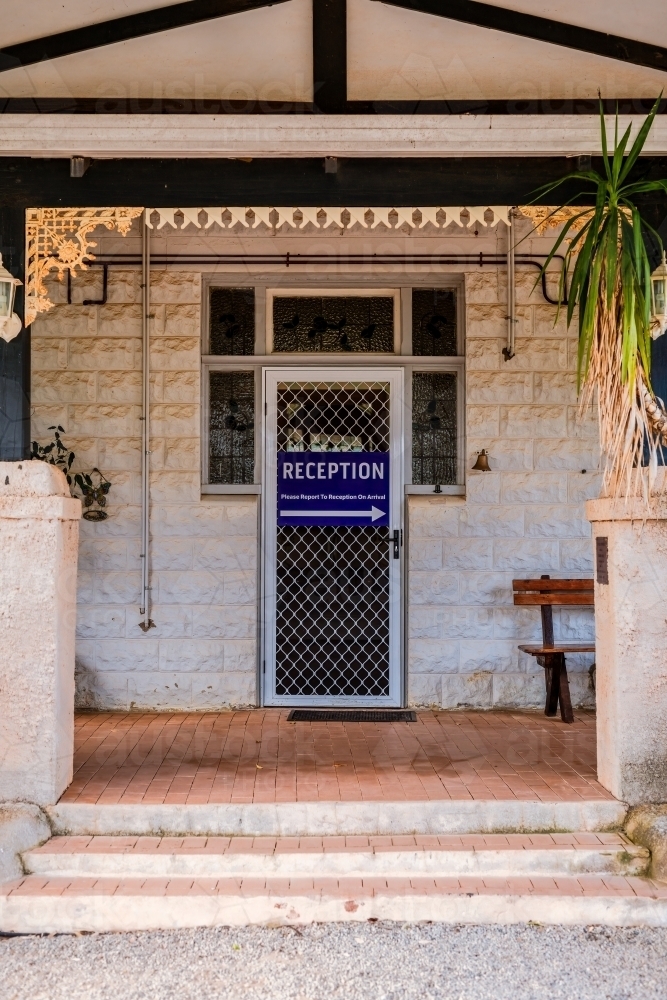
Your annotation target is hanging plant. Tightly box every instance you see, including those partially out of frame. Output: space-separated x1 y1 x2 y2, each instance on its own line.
30 425 76 488
31 426 113 515
535 96 667 499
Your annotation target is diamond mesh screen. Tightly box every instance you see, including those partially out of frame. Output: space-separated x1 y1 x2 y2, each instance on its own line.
277 380 390 452
275 380 392 698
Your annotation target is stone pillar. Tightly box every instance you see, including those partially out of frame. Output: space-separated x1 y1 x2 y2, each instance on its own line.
586 496 667 804
0 461 81 806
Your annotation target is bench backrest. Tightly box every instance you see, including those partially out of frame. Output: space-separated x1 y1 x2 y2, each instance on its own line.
512 575 594 646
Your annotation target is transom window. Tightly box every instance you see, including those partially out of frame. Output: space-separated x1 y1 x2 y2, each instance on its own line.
266 289 400 354
272 295 395 353
209 288 255 356
412 289 457 356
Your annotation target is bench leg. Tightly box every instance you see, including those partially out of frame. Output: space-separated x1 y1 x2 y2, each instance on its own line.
543 654 560 717
558 656 574 724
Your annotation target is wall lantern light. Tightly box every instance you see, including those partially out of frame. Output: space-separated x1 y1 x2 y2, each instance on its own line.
0 254 22 343
651 250 667 340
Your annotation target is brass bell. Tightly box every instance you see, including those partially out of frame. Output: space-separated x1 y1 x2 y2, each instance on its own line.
472 449 491 471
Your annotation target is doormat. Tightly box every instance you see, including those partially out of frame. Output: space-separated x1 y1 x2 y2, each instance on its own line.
287 710 417 723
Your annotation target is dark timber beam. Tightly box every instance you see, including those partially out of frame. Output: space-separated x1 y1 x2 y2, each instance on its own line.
0 206 28 461
313 0 347 113
0 0 290 73
375 0 667 74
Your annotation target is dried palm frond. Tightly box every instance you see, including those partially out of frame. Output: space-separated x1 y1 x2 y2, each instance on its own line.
534 96 667 500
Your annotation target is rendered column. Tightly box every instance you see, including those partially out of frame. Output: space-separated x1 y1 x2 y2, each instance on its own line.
0 460 81 806
587 497 667 804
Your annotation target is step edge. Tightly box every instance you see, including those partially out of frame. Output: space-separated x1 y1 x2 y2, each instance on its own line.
25 843 647 858
2 889 667 933
21 848 651 879
47 799 629 838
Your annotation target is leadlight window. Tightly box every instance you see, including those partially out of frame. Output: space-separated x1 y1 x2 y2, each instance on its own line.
411 372 457 485
412 289 457 356
208 371 255 483
209 288 255 355
272 296 394 352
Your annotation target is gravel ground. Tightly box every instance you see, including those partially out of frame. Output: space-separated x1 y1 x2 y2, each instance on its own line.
1 923 666 1000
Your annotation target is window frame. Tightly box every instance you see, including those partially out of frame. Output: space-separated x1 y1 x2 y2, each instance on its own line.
201 275 465 496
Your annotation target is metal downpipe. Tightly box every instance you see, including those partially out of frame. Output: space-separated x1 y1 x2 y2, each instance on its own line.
139 211 154 631
503 207 517 361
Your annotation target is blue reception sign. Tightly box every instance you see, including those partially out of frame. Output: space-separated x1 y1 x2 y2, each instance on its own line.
277 452 389 527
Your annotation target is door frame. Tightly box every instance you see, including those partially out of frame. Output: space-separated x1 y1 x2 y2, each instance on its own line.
261 366 405 707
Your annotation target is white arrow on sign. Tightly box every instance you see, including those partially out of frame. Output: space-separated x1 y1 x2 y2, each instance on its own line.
280 506 385 522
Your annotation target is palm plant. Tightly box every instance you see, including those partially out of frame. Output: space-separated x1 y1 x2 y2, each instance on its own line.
535 97 667 499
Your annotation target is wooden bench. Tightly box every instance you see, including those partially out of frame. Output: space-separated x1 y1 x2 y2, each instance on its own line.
512 576 595 724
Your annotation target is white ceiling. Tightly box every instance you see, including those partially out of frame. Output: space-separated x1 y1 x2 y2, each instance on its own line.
0 0 313 102
348 0 667 101
1 0 665 104
0 1 190 48
473 0 667 49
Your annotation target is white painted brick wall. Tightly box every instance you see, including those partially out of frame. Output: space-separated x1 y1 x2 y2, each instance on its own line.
32 268 257 711
408 266 597 710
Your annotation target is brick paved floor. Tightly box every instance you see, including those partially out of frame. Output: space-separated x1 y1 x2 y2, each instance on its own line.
60 709 612 805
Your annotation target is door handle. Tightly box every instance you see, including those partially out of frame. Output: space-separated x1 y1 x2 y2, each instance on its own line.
390 529 401 559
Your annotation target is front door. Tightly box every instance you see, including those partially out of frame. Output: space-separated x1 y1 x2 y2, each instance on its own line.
262 368 403 706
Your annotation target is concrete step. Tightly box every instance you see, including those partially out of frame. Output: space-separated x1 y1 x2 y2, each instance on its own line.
24 834 650 880
2 872 667 933
46 798 628 838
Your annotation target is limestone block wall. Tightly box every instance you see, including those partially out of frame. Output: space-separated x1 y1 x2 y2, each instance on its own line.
30 244 598 713
407 267 598 710
31 269 257 710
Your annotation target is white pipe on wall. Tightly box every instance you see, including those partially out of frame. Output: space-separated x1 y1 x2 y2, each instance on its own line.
139 212 154 631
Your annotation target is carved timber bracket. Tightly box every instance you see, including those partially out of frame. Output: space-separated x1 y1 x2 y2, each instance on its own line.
517 205 592 235
25 207 143 326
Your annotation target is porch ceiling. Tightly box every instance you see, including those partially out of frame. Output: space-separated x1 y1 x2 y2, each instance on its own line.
3 113 667 158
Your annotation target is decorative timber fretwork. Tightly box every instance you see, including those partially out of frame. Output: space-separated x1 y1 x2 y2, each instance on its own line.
517 205 592 235
22 203 587 325
0 0 289 74
25 207 143 326
374 0 667 74
146 205 511 230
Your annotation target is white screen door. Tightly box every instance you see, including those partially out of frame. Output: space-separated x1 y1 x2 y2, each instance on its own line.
262 367 404 706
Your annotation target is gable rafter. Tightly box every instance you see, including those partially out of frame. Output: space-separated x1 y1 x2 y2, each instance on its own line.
374 0 667 74
0 0 291 73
